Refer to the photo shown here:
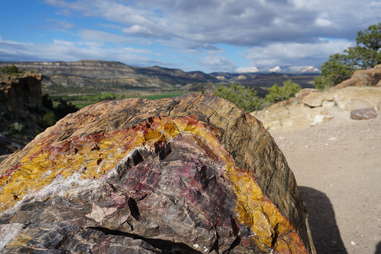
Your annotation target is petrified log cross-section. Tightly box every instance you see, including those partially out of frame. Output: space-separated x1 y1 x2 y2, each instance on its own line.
0 95 315 253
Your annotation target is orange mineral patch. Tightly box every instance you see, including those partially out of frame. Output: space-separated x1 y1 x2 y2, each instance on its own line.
0 115 307 253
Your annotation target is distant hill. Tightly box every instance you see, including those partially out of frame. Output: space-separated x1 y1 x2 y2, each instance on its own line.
210 72 318 88
0 60 318 95
0 60 218 94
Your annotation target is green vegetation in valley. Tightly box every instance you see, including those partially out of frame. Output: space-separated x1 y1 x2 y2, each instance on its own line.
0 92 78 155
315 23 381 90
41 95 78 125
214 80 300 112
0 65 21 75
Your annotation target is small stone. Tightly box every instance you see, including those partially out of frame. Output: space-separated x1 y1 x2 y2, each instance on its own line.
350 108 377 120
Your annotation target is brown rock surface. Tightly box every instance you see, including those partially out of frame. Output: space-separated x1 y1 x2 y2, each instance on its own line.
0 73 43 112
253 87 381 131
350 108 378 120
0 94 315 253
336 64 381 88
0 73 46 154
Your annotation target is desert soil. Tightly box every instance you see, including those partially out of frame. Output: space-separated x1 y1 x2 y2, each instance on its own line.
271 115 381 254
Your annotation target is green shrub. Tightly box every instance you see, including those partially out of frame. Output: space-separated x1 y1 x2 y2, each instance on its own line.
42 111 57 127
265 80 301 104
0 65 21 75
214 83 263 112
54 99 78 119
10 122 24 133
314 54 355 90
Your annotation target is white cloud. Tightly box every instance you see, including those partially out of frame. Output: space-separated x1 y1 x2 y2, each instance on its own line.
236 66 260 73
18 0 380 71
269 66 282 72
47 19 74 30
0 38 152 64
79 29 128 43
246 39 354 68
201 55 236 72
123 25 157 37
44 0 381 47
287 65 320 73
315 17 333 27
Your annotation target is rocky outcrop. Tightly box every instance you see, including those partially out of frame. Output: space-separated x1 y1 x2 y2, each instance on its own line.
336 64 381 88
0 73 45 154
0 73 43 112
0 94 315 253
252 87 381 131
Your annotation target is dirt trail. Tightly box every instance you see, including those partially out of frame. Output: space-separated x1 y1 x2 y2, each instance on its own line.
271 116 381 254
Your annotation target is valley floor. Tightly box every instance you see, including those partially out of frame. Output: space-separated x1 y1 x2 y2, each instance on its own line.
271 115 381 254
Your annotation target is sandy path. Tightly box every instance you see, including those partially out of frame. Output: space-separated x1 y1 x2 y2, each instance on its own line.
271 117 381 254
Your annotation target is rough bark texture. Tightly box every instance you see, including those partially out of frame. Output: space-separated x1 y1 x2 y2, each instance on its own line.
0 94 315 253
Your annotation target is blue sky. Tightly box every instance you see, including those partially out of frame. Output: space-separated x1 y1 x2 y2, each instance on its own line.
1 0 380 73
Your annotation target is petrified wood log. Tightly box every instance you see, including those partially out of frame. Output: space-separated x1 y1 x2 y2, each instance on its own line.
0 94 315 253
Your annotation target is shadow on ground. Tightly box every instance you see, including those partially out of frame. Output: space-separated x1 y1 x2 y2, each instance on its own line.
375 242 381 254
299 186 347 254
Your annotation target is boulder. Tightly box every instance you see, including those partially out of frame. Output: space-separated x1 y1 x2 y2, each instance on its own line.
350 108 378 120
0 94 315 253
0 155 8 163
253 87 381 131
336 64 381 88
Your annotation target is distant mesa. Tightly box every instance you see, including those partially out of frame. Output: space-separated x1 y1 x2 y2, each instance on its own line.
0 60 218 91
0 61 320 92
235 65 320 74
267 65 320 74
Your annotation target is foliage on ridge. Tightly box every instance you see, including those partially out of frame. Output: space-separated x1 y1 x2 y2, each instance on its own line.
315 23 381 90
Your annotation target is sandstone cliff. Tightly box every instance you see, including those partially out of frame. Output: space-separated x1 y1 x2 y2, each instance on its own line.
0 73 45 154
0 94 315 253
0 73 43 111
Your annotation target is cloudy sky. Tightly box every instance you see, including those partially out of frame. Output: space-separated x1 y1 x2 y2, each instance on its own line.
1 0 380 72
